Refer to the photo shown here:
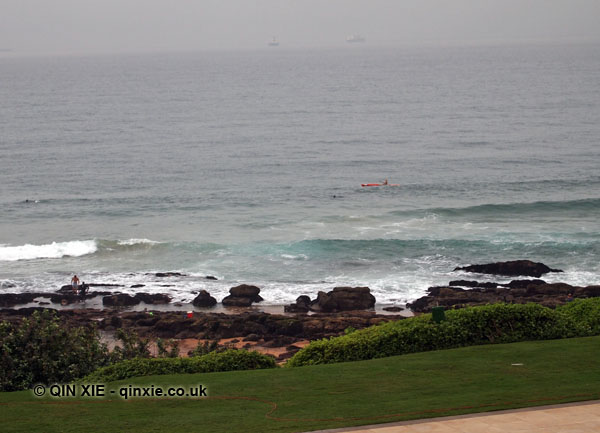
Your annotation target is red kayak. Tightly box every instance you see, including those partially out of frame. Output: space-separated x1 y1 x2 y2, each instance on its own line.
361 183 400 187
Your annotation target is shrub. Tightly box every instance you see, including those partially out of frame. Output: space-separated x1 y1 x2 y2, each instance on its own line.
156 338 180 358
188 340 232 357
110 328 151 362
0 310 109 391
557 298 600 335
83 349 277 382
287 302 582 367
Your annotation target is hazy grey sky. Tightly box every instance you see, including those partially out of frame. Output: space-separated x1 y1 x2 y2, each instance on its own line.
2 0 599 54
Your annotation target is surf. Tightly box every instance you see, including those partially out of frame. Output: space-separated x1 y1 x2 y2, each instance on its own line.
0 240 98 262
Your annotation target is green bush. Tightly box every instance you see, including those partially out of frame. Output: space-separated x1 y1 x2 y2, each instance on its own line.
0 310 109 391
83 349 277 382
287 302 586 367
108 328 152 362
557 298 600 335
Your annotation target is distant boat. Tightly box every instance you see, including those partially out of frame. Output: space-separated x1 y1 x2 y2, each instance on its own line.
361 180 399 187
346 35 365 43
268 37 279 47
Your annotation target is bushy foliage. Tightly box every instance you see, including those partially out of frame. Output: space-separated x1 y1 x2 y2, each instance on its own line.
156 338 180 358
287 302 592 367
189 340 226 357
110 328 151 362
557 298 600 335
83 349 277 382
0 310 109 391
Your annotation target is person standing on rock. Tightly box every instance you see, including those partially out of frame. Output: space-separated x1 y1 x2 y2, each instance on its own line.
71 275 80 294
78 281 89 300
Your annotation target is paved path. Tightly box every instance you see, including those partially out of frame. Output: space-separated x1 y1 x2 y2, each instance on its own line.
311 400 600 433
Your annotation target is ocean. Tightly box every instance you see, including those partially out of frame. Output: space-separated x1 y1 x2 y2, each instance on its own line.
1 43 599 306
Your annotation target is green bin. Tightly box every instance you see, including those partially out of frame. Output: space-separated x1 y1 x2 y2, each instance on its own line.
431 306 446 323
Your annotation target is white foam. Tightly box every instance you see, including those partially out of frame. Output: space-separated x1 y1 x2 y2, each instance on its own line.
281 254 308 260
117 238 160 246
0 240 98 261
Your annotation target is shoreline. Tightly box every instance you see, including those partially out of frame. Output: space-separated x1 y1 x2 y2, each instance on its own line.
0 304 405 363
2 260 598 363
1 296 413 316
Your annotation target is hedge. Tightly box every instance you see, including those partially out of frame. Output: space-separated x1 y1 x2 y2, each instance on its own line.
83 349 277 382
287 300 600 367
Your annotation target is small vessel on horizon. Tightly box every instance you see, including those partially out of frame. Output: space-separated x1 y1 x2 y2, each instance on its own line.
268 37 279 47
346 34 365 43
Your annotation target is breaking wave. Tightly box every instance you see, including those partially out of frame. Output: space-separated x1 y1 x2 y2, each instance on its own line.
0 238 164 262
0 240 98 262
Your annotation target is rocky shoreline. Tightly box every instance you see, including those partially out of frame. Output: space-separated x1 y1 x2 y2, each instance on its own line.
409 260 600 312
1 260 598 362
0 307 401 362
0 283 401 363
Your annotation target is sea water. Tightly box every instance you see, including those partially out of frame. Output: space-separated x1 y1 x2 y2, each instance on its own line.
1 43 599 305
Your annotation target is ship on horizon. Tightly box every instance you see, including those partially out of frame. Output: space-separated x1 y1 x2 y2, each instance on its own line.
346 34 365 43
268 37 279 47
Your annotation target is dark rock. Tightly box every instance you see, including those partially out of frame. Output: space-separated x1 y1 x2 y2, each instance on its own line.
285 288 376 313
577 285 600 297
284 295 311 313
102 294 141 307
205 276 218 280
406 296 434 313
262 336 297 348
49 294 80 305
525 282 574 296
110 316 123 328
59 283 123 293
407 279 594 313
222 285 263 307
310 287 375 312
134 293 171 304
222 296 255 307
0 293 43 307
503 279 546 288
449 280 498 289
89 291 112 297
311 291 336 312
154 272 185 278
131 284 145 288
192 290 217 308
243 333 261 341
136 317 159 327
276 351 296 362
382 306 404 312
229 284 261 298
58 285 76 294
453 260 563 278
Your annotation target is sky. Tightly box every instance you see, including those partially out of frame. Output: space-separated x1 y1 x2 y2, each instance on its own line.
1 0 600 54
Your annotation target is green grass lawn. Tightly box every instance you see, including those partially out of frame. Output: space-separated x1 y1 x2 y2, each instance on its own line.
2 336 600 433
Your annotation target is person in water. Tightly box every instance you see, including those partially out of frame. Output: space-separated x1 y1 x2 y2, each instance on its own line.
71 275 80 293
382 179 388 185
